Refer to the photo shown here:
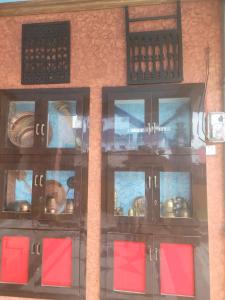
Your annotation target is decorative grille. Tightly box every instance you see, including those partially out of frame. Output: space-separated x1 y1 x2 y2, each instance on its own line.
21 21 70 85
126 1 183 84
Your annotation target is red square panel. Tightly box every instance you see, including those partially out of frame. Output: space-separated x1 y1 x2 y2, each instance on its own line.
42 238 73 287
114 240 146 293
160 243 195 297
0 236 30 284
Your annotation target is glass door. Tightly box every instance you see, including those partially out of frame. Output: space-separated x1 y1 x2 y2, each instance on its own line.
0 88 89 155
103 91 151 152
0 162 39 223
102 84 205 155
34 231 80 297
153 236 210 300
0 229 35 293
0 91 41 155
36 89 89 155
152 155 207 226
105 233 153 300
37 159 82 225
107 166 152 225
151 83 205 155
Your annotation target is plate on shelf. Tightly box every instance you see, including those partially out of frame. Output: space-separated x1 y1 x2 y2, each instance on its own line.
8 111 52 148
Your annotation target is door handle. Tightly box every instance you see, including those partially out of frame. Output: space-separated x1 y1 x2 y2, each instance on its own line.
34 175 39 187
41 124 45 136
31 242 36 255
149 247 152 262
154 175 157 189
153 122 157 134
147 122 152 135
39 175 44 187
36 243 41 255
148 176 152 189
35 123 40 136
155 248 159 261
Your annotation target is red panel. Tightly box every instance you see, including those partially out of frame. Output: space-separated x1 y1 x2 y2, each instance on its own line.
0 236 30 284
42 238 73 287
114 240 146 293
160 243 195 297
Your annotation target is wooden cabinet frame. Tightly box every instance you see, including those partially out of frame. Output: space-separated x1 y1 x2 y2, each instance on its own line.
0 88 89 299
101 84 209 300
101 233 210 300
102 83 205 155
0 155 88 229
0 229 86 300
102 154 207 231
0 88 89 156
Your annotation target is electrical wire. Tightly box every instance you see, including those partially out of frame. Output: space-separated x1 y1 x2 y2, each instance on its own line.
197 46 210 142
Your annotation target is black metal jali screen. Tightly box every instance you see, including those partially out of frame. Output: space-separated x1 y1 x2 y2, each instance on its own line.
126 1 183 84
22 21 70 85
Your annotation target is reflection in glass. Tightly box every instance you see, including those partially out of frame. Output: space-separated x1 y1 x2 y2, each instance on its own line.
159 98 191 148
160 172 191 218
114 100 145 150
5 170 33 212
44 170 76 215
47 101 81 149
8 101 35 148
114 171 145 217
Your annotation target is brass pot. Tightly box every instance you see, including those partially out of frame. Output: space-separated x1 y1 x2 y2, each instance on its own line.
20 201 31 212
163 199 174 213
46 196 57 214
65 200 74 214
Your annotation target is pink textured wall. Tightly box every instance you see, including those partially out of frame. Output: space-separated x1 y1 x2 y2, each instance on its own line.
0 0 224 300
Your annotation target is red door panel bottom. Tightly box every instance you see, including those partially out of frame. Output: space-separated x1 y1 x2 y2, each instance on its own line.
0 236 30 284
114 240 146 293
42 238 73 287
160 243 195 297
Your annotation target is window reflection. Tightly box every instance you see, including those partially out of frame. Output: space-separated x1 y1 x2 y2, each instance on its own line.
5 170 33 212
159 98 191 148
47 101 81 149
114 100 145 150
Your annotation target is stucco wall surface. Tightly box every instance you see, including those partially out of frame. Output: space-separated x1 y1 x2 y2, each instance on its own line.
0 0 224 300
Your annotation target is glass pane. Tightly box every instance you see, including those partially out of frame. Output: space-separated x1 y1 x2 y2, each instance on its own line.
114 100 145 150
114 171 146 217
0 236 30 284
159 98 191 148
114 241 146 293
44 170 76 215
160 172 191 218
5 170 33 213
160 243 195 297
42 238 73 287
47 101 81 149
7 101 35 148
